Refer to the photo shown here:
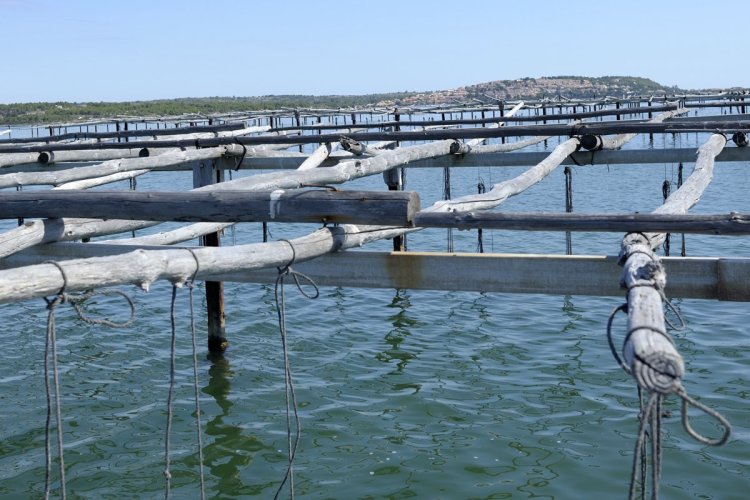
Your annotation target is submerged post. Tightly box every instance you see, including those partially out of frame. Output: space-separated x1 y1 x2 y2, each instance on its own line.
193 159 228 353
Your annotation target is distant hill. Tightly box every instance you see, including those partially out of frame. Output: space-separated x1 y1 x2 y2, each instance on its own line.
0 76 694 126
383 76 685 107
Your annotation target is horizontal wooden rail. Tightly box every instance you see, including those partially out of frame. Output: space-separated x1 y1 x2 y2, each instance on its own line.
0 122 245 145
414 211 750 235
3 120 750 154
269 104 680 132
0 189 420 226
216 251 750 301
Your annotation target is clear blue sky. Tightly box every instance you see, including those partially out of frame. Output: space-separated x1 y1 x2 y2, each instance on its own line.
0 0 746 104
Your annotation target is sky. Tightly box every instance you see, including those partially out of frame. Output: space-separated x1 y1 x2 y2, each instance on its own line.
0 0 747 104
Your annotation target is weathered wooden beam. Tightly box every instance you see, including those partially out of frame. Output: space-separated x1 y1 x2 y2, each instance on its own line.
0 140 457 260
5 249 747 302
297 142 334 170
414 211 750 234
0 189 420 226
268 104 680 132
0 146 241 189
648 133 727 248
4 119 750 153
430 138 579 213
193 159 227 353
0 121 246 145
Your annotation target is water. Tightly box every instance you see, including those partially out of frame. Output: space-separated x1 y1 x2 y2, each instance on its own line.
1 130 749 498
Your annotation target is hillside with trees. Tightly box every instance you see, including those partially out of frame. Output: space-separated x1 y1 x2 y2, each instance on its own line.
0 76 692 126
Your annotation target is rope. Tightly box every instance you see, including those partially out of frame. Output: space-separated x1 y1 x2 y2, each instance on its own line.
42 261 68 500
233 138 247 171
443 166 453 253
186 249 206 500
662 180 671 256
164 285 178 499
273 241 320 500
564 166 573 255
476 178 485 253
608 267 732 499
41 260 138 499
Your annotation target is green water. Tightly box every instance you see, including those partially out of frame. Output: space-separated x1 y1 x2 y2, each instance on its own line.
1 135 749 498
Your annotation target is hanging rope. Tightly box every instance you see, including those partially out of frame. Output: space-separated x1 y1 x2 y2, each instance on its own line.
164 251 206 500
443 166 453 253
662 180 672 256
187 250 206 499
164 286 178 499
607 300 732 500
476 178 486 253
678 162 686 256
42 261 136 500
564 166 573 255
273 240 319 500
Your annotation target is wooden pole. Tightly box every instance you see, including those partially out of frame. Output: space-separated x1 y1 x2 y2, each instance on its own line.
193 160 227 353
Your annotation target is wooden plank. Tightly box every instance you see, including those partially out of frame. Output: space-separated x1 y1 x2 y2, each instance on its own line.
175 252 750 302
3 249 746 302
4 119 750 153
0 189 420 226
414 211 750 235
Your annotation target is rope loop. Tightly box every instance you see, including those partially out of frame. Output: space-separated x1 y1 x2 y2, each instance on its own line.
606 303 630 373
66 290 136 328
677 388 732 446
233 138 247 171
43 261 136 328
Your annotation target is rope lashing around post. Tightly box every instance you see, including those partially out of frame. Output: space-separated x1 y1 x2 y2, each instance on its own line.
41 261 137 500
609 237 732 499
274 240 320 500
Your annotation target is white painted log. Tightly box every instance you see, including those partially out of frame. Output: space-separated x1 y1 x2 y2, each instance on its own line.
466 135 549 154
0 224 400 302
0 152 46 168
297 142 335 170
99 222 233 246
616 134 725 394
0 140 459 258
54 169 151 190
601 108 688 150
4 247 750 301
429 138 580 213
0 147 236 188
453 102 525 153
648 133 727 248
619 233 684 393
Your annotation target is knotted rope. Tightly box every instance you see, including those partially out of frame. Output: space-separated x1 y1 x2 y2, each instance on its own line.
608 243 732 499
273 240 319 500
42 261 136 500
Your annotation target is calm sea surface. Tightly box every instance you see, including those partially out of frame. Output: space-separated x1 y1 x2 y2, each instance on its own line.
0 128 748 498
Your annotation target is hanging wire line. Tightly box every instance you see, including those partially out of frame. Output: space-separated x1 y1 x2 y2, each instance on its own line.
43 262 68 500
41 260 137 500
164 285 178 500
606 300 732 499
186 251 207 500
273 240 320 500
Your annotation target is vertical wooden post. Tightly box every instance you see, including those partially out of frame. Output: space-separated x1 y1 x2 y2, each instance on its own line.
193 160 228 353
389 108 405 251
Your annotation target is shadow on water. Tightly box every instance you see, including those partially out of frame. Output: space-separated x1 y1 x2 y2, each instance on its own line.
376 291 418 373
198 353 275 497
